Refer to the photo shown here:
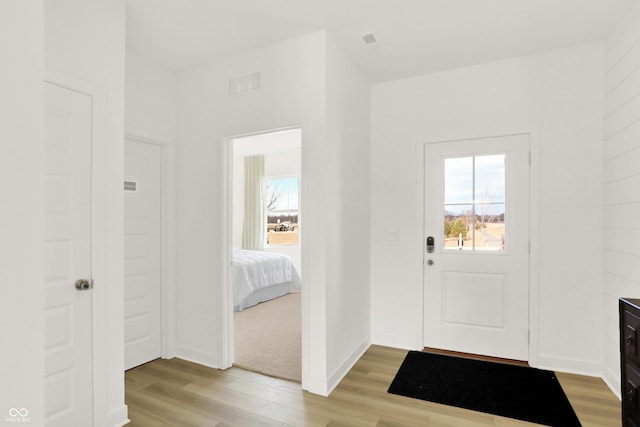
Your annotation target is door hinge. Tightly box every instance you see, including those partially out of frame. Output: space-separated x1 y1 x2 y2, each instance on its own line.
528 151 531 165
528 330 531 344
528 241 531 255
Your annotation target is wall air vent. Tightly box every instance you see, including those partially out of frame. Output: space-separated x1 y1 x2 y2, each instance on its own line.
228 72 261 96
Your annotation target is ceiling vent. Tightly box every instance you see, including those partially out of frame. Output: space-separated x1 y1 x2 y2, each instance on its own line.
361 32 377 45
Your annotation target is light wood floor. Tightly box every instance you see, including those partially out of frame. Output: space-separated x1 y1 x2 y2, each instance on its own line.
125 345 621 426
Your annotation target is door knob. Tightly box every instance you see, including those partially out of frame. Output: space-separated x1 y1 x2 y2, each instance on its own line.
75 279 92 290
426 259 434 266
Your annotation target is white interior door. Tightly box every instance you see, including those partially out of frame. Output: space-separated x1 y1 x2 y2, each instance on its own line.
124 138 162 370
43 82 93 426
423 134 530 361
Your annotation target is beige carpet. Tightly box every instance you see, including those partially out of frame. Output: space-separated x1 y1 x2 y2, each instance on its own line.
233 291 301 382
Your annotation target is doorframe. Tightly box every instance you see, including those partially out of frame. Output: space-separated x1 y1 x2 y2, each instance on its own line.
421 131 540 366
219 125 306 385
124 134 175 359
44 67 130 425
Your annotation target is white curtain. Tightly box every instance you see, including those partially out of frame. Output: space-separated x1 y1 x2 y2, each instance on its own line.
242 155 265 250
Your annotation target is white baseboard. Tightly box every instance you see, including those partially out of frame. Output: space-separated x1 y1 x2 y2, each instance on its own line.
176 345 219 369
371 332 420 351
326 338 371 396
534 354 601 377
304 375 330 396
107 404 129 427
603 365 622 400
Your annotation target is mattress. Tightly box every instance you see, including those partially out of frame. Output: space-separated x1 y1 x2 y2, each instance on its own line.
232 248 301 311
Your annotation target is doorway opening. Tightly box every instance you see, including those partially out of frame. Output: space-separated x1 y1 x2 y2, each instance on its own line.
229 127 303 383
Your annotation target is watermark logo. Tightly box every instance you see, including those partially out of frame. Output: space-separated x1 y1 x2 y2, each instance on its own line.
6 408 30 423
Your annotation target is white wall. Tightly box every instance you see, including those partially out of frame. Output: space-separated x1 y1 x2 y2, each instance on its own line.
176 30 371 395
125 50 179 358
324 34 371 390
176 31 328 392
0 1 44 424
126 51 178 142
44 0 127 425
371 42 605 375
603 3 640 397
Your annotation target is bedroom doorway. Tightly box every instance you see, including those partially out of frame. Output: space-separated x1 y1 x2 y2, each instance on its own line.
230 127 303 383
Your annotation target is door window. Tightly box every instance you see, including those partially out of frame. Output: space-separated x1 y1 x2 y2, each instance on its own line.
443 154 506 251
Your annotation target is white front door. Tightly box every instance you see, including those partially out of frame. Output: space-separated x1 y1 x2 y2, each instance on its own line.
124 138 163 370
43 82 93 426
423 134 530 361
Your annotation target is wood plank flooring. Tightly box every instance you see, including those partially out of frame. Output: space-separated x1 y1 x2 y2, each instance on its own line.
125 345 621 426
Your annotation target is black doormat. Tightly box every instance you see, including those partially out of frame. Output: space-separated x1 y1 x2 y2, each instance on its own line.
388 351 581 427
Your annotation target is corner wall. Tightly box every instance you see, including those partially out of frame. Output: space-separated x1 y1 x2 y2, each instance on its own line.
603 3 640 397
370 42 605 375
0 1 44 424
175 30 371 395
176 31 329 391
324 34 371 391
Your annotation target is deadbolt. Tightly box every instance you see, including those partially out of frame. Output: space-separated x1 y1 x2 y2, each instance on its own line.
426 236 435 253
426 259 434 266
75 279 91 290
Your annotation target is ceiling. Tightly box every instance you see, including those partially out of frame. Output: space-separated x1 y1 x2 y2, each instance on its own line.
126 0 634 83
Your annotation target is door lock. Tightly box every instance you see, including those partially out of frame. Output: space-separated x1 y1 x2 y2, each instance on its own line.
75 279 92 290
426 236 434 253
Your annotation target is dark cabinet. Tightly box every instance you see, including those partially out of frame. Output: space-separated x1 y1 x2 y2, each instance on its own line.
620 298 640 426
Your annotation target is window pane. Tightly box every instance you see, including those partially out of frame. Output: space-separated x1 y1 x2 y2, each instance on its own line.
444 205 474 250
266 212 298 245
475 155 505 203
265 176 299 246
474 203 505 251
444 157 473 204
266 178 288 211
442 154 506 253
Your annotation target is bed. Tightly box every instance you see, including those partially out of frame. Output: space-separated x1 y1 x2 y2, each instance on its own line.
232 248 301 312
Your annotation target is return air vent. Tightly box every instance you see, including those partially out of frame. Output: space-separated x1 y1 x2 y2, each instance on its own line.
228 72 261 95
361 32 377 44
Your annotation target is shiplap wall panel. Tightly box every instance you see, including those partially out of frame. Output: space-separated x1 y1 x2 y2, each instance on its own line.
606 12 640 88
603 146 640 182
604 93 640 138
604 273 640 310
605 66 640 114
603 174 640 205
604 229 640 257
605 41 640 93
604 119 640 159
604 4 640 395
604 251 640 282
604 202 640 227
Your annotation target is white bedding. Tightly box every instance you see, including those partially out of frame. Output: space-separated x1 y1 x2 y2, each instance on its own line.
232 248 301 311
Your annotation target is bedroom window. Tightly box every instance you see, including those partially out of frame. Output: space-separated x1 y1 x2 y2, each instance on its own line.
265 176 299 246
